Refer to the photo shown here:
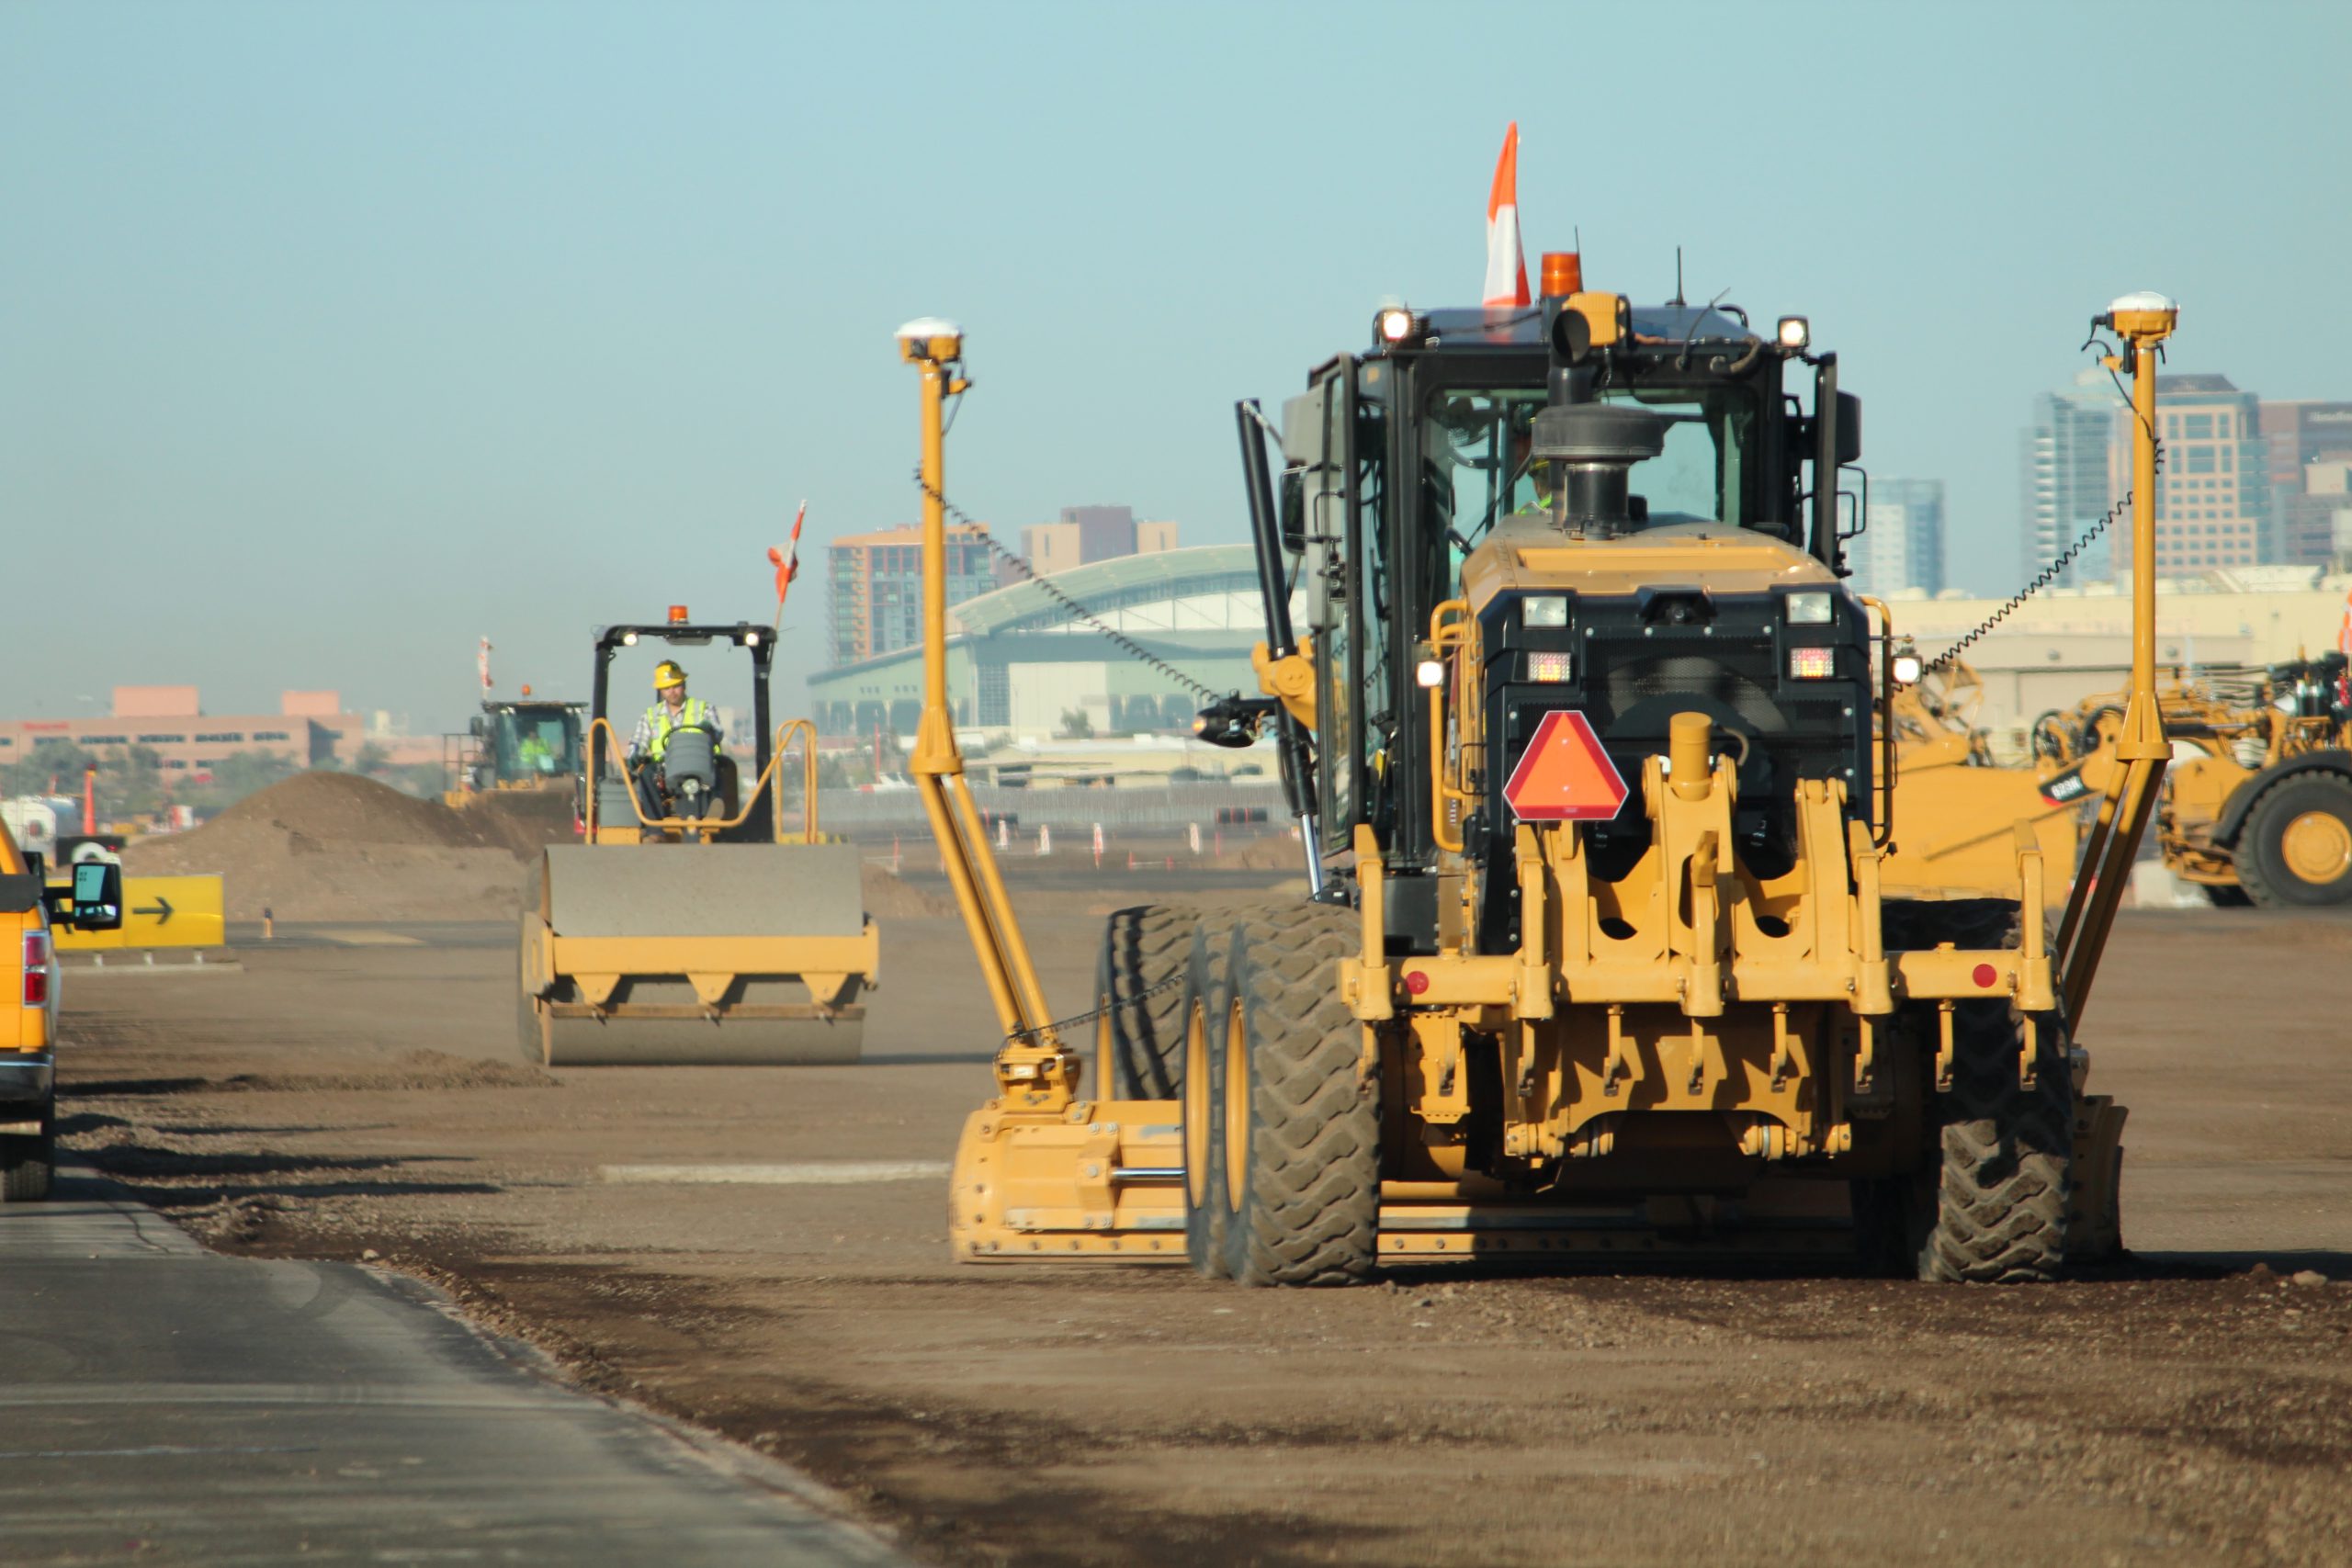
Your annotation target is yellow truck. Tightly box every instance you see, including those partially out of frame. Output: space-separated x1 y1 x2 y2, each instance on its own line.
1 818 124 1199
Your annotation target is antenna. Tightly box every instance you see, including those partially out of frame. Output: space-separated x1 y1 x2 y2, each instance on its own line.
1672 246 1686 308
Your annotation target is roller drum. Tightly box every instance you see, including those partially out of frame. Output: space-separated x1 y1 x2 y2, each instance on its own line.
524 841 872 1067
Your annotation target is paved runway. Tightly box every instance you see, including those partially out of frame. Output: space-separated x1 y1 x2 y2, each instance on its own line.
0 1174 903 1567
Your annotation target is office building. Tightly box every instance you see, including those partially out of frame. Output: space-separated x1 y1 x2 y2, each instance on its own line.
2261 400 2352 569
2111 375 2273 575
1850 479 1944 597
0 686 362 778
2018 369 2123 587
824 523 996 666
1017 505 1181 580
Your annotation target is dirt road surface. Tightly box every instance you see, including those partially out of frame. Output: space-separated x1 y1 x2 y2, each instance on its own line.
51 867 2352 1567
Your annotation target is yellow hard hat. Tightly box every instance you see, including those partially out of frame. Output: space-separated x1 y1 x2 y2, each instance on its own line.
652 660 686 690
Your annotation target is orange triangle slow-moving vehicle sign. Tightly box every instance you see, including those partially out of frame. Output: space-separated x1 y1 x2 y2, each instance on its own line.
1502 710 1628 822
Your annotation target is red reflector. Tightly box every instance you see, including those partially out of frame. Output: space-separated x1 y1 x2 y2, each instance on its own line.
1404 970 1430 997
1971 963 1997 988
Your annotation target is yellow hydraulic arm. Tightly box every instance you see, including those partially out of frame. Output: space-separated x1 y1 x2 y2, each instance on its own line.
897 320 1075 1095
2053 293 2177 1028
904 320 1189 1262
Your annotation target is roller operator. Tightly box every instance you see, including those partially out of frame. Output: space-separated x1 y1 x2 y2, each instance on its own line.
626 660 721 838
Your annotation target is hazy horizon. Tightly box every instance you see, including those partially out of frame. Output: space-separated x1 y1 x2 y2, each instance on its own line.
8 0 2349 735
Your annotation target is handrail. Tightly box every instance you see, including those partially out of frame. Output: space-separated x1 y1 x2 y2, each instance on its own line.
1859 595 1896 851
773 717 820 843
582 714 818 841
1426 599 1475 852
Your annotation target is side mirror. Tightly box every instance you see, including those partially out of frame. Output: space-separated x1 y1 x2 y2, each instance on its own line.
469 716 488 738
1836 392 1862 467
67 861 124 931
1278 468 1306 554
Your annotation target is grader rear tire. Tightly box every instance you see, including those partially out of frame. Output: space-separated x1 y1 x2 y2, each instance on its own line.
1207 907 1377 1287
1871 899 2073 1283
1182 927 1230 1280
1096 905 1199 1099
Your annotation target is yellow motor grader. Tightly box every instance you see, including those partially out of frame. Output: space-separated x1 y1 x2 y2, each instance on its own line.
2039 656 2352 906
913 281 2178 1283
1879 649 2081 899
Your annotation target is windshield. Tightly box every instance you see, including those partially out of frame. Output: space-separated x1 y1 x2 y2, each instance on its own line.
492 707 582 783
1423 382 1758 544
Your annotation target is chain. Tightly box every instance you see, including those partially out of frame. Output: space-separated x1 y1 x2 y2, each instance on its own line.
1002 968 1184 1046
913 470 1226 705
1926 357 2164 674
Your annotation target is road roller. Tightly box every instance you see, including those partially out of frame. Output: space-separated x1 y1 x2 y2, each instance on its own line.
515 612 876 1066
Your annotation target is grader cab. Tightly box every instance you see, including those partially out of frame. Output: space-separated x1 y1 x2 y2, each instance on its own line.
923 280 2179 1283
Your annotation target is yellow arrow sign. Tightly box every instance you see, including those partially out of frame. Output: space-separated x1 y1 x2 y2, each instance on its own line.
51 874 226 952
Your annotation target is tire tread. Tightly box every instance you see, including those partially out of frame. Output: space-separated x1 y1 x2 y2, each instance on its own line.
1225 906 1377 1287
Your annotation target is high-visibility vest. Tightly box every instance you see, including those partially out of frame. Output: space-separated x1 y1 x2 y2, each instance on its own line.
642 698 713 764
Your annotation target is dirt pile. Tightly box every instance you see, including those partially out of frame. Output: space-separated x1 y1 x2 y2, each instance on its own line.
860 863 956 919
1215 829 1324 871
127 773 531 922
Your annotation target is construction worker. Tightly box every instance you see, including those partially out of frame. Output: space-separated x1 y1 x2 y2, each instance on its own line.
515 728 555 776
627 661 720 835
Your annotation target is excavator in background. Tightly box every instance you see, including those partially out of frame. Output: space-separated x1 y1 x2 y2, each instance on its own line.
915 277 2177 1283
514 609 876 1066
1879 648 2080 899
2039 654 2352 906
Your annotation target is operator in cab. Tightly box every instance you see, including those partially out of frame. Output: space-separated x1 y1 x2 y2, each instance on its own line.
627 661 721 838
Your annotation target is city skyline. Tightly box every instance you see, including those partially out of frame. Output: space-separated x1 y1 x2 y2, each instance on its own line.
7 2 2351 730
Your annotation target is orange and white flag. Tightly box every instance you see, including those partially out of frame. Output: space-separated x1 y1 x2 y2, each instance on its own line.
1483 122 1531 309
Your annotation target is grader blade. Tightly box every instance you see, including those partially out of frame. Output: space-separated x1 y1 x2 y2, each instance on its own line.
519 842 876 1066
949 1100 1186 1261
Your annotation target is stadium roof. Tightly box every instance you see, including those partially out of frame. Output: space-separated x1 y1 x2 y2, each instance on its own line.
951 542 1259 637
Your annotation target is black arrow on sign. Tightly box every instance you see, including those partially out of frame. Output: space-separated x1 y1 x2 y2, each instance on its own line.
134 896 175 924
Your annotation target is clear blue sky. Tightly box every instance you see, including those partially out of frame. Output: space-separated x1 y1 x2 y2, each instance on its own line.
6 0 2347 732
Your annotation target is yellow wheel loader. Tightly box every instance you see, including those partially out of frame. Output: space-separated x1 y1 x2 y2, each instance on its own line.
911 283 2177 1283
515 615 876 1066
2041 655 2352 907
447 696 586 805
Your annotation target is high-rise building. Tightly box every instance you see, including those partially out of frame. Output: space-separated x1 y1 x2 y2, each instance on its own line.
825 524 995 666
1850 479 1944 597
2260 400 2352 568
2018 368 2124 587
2111 374 2273 575
1016 504 1181 580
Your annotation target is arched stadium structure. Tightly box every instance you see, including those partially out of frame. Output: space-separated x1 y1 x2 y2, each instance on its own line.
807 543 1286 740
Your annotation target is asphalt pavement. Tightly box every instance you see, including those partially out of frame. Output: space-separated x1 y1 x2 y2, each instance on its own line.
0 1173 904 1567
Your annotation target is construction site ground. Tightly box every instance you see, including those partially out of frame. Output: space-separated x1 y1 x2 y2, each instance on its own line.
52 855 2352 1568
